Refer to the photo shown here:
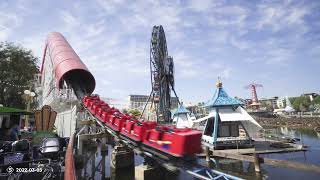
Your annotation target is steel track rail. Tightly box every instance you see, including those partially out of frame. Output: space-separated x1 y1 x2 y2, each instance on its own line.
78 105 243 180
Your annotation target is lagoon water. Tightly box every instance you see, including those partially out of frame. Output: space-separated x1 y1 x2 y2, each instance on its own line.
211 127 320 180
77 127 320 180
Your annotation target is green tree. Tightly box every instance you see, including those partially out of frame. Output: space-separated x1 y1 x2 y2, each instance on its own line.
314 104 320 112
289 97 297 104
292 96 311 112
312 96 320 105
128 109 141 119
309 104 315 112
122 108 128 114
0 42 39 109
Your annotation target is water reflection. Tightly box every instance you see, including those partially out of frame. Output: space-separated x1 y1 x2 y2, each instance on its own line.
279 127 319 139
201 128 320 180
203 158 266 180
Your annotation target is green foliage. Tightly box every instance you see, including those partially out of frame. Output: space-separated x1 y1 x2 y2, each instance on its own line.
314 104 320 112
289 97 297 104
0 106 28 113
0 42 39 109
292 96 311 112
128 109 141 119
312 96 320 105
310 96 320 112
122 109 128 114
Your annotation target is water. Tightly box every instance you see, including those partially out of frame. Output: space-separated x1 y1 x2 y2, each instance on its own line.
211 127 320 180
259 128 320 180
77 128 320 180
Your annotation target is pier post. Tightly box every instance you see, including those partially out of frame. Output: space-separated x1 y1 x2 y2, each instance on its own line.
205 146 210 162
101 139 108 180
253 152 261 173
110 145 134 169
91 150 96 179
135 158 177 180
135 164 162 180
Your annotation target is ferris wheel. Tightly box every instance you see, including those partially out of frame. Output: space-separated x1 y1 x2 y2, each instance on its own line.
142 25 179 123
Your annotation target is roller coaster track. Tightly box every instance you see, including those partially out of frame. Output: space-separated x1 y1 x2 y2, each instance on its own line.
73 102 243 180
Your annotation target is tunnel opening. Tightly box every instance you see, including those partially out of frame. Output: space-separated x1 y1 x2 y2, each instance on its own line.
60 69 95 100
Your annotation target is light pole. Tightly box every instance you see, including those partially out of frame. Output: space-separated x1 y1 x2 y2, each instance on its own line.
24 89 35 129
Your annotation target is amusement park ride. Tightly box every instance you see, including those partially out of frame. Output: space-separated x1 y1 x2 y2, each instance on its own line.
245 83 263 109
141 25 180 123
0 27 243 180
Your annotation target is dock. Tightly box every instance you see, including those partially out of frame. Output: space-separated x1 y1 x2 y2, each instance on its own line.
199 139 320 175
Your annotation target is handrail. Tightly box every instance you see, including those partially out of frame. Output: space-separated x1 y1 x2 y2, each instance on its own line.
64 134 76 180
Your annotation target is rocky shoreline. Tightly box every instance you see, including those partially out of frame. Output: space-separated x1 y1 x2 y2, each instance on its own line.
254 116 320 132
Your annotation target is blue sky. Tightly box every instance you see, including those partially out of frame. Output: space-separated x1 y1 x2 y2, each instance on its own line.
1 0 319 104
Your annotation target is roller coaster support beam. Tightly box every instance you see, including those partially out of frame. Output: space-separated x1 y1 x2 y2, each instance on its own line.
77 131 110 154
110 144 135 180
101 144 108 180
110 145 134 168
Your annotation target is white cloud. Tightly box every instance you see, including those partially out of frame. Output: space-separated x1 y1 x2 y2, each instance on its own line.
19 34 46 61
209 31 229 44
0 12 21 41
60 11 79 28
96 0 125 15
177 68 199 78
220 67 232 79
208 6 248 27
256 2 309 32
265 48 293 65
0 28 10 41
125 1 183 36
188 0 216 12
173 51 196 68
230 37 250 50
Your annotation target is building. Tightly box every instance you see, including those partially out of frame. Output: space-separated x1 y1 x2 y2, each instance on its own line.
37 32 95 137
127 95 179 111
259 96 278 109
303 93 319 102
276 97 286 108
101 97 127 110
